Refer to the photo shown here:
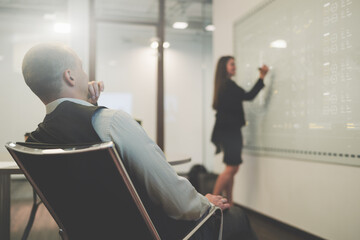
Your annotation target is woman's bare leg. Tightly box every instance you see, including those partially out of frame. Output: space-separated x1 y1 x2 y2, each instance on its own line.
226 175 235 205
213 165 239 204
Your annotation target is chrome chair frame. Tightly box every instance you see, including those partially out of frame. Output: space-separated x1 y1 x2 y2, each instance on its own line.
6 141 222 240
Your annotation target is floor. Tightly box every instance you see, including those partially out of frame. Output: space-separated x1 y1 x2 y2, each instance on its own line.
10 179 59 240
242 207 325 240
10 178 324 240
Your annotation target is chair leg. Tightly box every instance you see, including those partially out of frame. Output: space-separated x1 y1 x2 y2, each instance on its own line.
21 188 41 240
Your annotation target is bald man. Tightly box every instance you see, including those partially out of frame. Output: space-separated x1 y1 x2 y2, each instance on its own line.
22 43 257 240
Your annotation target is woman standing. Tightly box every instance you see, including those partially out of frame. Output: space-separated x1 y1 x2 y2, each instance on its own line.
211 56 268 205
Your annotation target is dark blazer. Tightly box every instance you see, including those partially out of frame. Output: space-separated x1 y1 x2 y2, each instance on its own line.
211 78 264 153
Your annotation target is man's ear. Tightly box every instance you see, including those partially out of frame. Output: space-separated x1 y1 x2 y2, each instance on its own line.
63 69 75 86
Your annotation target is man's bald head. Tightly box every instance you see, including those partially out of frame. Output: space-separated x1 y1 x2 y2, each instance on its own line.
22 43 77 103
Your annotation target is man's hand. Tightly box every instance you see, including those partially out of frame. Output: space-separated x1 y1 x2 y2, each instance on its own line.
259 64 269 79
205 194 230 211
87 81 104 104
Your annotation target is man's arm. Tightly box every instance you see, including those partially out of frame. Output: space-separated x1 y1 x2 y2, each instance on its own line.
92 109 220 220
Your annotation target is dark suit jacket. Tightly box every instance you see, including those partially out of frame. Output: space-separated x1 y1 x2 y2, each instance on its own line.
211 78 264 153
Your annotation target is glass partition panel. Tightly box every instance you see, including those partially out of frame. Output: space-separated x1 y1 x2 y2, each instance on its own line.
94 0 214 172
96 23 157 140
0 3 69 160
164 31 213 172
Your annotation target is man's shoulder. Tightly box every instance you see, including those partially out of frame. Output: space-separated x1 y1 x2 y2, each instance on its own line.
92 107 143 140
94 107 135 125
96 107 130 117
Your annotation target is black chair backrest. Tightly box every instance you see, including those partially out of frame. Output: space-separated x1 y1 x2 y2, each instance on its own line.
6 141 160 240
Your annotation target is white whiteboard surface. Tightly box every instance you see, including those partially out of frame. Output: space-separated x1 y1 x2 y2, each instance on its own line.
234 0 360 166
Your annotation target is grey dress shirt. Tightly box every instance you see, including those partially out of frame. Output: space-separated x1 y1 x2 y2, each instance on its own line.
46 98 211 221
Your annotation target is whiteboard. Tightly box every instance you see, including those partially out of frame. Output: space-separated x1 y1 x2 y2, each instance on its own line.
234 0 360 166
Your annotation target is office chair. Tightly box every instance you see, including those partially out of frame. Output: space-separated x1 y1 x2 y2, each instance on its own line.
6 141 222 240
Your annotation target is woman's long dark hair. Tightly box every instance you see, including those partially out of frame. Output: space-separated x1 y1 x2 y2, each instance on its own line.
212 56 234 110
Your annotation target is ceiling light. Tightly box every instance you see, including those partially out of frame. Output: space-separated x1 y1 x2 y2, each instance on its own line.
172 22 188 29
163 42 170 48
150 41 159 49
150 41 170 49
54 23 71 33
205 24 215 31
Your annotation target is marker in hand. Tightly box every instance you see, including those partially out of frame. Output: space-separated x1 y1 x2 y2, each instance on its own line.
258 64 269 79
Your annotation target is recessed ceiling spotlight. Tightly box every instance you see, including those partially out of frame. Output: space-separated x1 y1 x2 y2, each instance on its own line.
150 41 159 49
163 42 170 48
172 22 188 29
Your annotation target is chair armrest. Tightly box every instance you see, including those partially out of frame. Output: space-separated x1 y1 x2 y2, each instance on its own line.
182 205 223 240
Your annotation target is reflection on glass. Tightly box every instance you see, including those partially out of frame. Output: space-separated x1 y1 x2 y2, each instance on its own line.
270 39 287 48
98 92 133 115
54 22 71 33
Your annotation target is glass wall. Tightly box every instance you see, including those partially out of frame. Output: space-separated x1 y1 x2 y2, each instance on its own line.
164 30 213 172
94 0 214 172
0 1 70 160
0 0 214 172
97 23 158 139
96 24 213 172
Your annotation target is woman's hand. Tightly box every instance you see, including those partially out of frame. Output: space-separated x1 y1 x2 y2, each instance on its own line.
259 64 269 79
87 81 104 104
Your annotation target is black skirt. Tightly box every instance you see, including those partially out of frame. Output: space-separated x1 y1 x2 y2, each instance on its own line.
211 126 243 166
